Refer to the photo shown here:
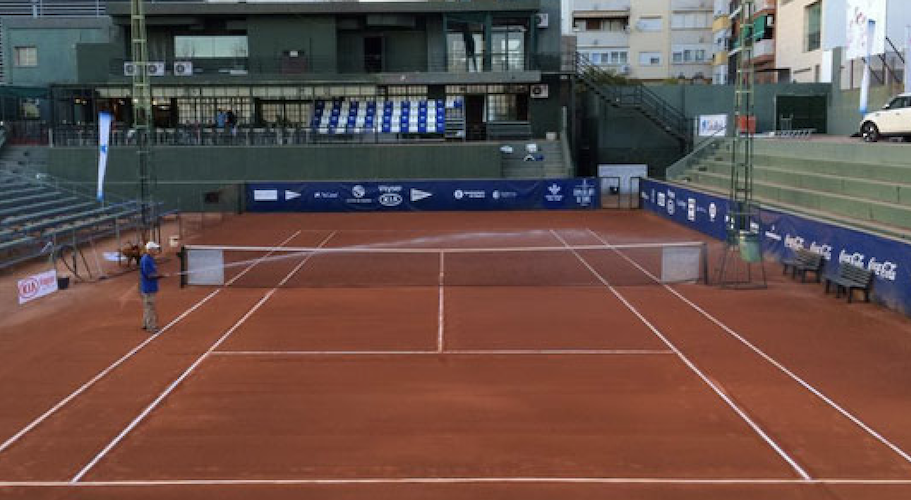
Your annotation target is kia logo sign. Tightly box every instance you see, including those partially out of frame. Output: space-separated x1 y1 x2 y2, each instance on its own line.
379 193 403 207
18 278 39 299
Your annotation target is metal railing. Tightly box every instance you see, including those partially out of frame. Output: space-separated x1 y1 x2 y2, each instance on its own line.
50 124 457 147
574 52 692 150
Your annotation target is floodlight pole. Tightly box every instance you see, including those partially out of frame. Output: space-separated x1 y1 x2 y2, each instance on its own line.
718 0 766 289
131 0 155 235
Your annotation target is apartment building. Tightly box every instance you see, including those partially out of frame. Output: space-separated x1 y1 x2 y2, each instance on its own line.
776 0 828 83
712 0 776 84
569 0 714 82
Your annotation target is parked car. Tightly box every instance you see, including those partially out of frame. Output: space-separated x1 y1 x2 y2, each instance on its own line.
860 92 911 142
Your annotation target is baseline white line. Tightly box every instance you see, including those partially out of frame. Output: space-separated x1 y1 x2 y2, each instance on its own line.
210 349 674 356
550 229 811 480
70 231 337 483
6 477 911 487
0 230 302 457
438 251 445 353
586 228 911 468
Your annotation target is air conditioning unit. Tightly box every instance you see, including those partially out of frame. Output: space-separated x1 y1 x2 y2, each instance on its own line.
623 25 631 33
147 62 165 77
173 61 193 76
123 62 137 77
530 84 549 99
535 13 549 28
619 64 631 75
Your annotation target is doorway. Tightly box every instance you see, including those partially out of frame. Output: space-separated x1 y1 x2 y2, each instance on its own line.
465 94 486 141
364 36 384 73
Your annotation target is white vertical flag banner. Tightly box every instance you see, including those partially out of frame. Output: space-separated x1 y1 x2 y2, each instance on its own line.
906 25 911 93
860 20 876 115
97 112 112 202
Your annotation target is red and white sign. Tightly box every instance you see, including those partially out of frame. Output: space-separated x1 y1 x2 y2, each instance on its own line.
17 269 58 305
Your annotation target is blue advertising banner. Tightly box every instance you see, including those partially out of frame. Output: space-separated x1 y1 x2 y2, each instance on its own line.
641 179 911 316
246 178 599 213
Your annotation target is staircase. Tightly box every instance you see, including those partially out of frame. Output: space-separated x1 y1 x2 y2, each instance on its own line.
574 53 692 153
501 140 571 179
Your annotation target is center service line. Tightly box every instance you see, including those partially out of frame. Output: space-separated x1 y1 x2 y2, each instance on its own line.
70 231 336 483
549 229 812 481
586 228 911 468
438 251 445 353
0 229 302 458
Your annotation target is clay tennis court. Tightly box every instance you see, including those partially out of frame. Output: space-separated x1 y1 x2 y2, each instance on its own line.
2 210 911 500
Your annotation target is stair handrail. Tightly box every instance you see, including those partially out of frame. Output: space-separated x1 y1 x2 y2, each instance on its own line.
665 127 729 180
573 52 692 148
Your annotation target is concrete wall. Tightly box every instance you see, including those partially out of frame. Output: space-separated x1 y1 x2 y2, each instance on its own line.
247 16 338 74
2 17 112 87
578 82 831 176
46 143 503 210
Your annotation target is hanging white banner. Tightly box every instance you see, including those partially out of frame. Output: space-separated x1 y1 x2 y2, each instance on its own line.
846 0 887 60
97 111 112 202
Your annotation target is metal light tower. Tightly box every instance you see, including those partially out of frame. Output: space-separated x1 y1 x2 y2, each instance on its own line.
717 0 766 288
131 0 155 233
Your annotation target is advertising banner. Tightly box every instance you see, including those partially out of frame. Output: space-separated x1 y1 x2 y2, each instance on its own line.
698 114 728 137
246 179 600 213
17 269 58 305
641 179 911 316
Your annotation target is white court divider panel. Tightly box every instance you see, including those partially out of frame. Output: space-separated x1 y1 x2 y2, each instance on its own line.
660 245 705 284
186 249 226 286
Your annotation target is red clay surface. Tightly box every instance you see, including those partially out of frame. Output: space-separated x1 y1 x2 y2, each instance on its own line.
1 210 911 500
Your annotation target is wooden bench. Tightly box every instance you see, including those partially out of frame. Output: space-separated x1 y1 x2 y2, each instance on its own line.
781 248 823 283
825 263 874 303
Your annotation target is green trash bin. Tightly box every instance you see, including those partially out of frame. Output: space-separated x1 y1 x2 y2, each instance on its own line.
738 231 762 263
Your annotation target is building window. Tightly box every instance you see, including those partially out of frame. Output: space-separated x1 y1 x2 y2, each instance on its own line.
14 47 37 67
637 17 662 32
175 36 249 59
671 12 710 29
639 51 662 66
805 1 821 52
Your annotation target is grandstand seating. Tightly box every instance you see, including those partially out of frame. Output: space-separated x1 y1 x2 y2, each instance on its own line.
0 145 144 269
310 98 459 135
668 138 911 239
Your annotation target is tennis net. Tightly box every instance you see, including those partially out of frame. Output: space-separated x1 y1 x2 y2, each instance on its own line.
179 241 709 288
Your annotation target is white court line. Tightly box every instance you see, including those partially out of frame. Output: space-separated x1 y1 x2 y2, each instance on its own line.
586 228 911 468
211 349 674 356
0 230 302 458
5 477 911 487
549 229 811 481
438 252 445 353
70 231 337 483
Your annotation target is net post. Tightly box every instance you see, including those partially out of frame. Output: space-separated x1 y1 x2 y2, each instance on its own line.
179 245 187 288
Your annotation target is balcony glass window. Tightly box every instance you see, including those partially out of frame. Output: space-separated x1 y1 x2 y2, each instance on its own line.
175 36 249 59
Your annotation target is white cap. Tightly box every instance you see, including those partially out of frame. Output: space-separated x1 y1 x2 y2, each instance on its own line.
145 241 161 251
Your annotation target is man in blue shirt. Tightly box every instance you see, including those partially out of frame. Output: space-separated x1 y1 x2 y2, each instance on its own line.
140 241 163 333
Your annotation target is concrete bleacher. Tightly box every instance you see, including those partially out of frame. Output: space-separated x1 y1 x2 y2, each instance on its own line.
0 145 145 269
310 98 457 136
668 138 911 239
